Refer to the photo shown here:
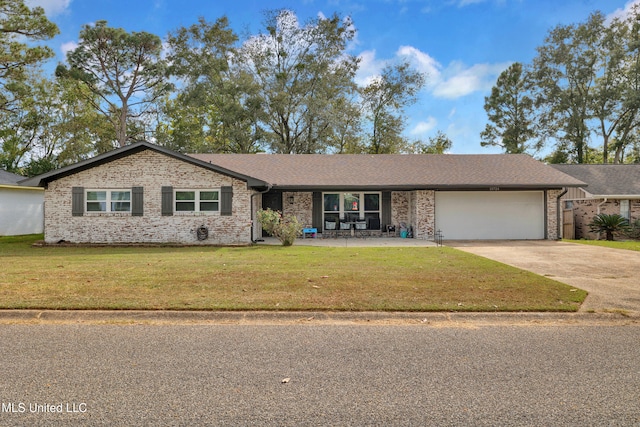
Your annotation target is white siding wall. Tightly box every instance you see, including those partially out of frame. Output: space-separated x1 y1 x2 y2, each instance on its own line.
0 187 44 235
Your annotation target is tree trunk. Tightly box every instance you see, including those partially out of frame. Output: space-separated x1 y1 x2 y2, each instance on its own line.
118 103 128 147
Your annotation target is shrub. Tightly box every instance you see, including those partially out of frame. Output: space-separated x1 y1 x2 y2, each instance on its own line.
624 218 640 240
257 208 302 246
588 213 630 241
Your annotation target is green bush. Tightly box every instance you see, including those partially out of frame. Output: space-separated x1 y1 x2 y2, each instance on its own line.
588 213 630 241
624 218 640 240
257 208 302 246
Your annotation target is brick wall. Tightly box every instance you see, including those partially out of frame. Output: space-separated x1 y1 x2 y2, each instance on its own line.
546 189 562 240
412 190 435 239
282 191 313 227
391 191 409 226
44 149 255 245
390 190 435 239
570 198 640 239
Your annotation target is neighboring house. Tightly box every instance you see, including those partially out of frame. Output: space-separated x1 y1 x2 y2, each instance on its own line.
551 164 640 239
22 142 584 245
0 169 44 236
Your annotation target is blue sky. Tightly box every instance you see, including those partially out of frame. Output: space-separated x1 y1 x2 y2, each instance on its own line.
27 0 640 155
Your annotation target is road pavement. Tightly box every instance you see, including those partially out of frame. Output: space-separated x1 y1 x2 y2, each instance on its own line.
0 323 638 426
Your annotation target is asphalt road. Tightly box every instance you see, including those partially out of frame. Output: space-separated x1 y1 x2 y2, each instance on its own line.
0 323 638 426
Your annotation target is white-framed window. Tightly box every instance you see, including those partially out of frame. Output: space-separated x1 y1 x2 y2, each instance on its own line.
175 189 219 212
86 189 131 213
323 192 381 223
620 199 630 221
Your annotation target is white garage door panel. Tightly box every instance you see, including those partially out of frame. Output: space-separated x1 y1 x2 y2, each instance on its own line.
435 191 544 240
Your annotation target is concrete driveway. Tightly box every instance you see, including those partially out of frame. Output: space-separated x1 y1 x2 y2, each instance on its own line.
447 240 640 316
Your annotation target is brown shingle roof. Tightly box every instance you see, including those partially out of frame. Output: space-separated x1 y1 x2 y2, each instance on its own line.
189 153 585 190
551 164 640 196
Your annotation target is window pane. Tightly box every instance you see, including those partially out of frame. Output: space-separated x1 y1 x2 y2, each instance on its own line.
620 200 630 220
200 202 219 211
176 191 195 201
112 202 131 212
111 191 130 201
364 194 379 211
324 194 339 211
200 191 218 201
87 191 106 201
324 213 339 223
344 193 359 211
176 202 195 211
87 202 106 212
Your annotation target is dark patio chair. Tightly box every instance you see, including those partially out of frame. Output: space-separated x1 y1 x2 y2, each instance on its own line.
355 220 367 238
367 217 381 237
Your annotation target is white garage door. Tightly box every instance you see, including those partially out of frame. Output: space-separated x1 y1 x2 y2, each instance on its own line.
435 191 545 240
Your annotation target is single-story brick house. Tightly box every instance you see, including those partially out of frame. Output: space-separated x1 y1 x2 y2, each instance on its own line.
22 142 585 245
551 164 640 239
0 169 44 236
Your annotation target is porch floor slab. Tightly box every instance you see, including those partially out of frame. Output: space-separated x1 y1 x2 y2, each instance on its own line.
257 236 439 247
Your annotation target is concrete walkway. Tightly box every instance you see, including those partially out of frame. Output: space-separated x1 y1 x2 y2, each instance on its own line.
447 240 640 316
257 236 439 247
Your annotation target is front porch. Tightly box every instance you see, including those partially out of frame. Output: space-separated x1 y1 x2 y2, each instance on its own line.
259 189 435 241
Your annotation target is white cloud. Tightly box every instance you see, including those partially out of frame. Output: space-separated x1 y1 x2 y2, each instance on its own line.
607 0 640 22
433 61 510 99
411 117 438 135
356 45 509 99
398 45 509 99
396 45 442 84
354 49 386 85
60 41 77 56
25 0 71 16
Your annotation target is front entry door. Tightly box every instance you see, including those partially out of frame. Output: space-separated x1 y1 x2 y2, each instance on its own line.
261 191 283 237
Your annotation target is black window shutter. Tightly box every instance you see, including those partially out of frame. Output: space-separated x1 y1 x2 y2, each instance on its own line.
132 187 144 216
381 191 392 229
72 187 84 216
221 186 233 216
161 186 173 216
312 191 322 231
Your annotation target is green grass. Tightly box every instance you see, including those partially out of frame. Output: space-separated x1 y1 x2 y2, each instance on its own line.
0 234 587 312
564 239 640 252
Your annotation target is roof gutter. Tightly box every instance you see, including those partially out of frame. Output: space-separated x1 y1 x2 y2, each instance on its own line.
591 194 640 200
596 197 608 216
0 184 44 191
595 197 608 240
268 184 580 192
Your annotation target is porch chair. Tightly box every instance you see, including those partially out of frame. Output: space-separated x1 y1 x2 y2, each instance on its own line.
324 220 337 238
354 220 367 238
367 217 382 237
339 219 352 237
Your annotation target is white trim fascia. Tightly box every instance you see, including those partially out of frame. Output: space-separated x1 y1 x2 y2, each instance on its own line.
590 195 640 200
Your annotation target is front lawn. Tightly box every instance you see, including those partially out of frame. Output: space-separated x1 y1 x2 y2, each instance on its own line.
564 239 640 252
0 235 586 312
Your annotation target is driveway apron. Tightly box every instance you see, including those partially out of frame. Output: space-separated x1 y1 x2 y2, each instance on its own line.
447 241 640 315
